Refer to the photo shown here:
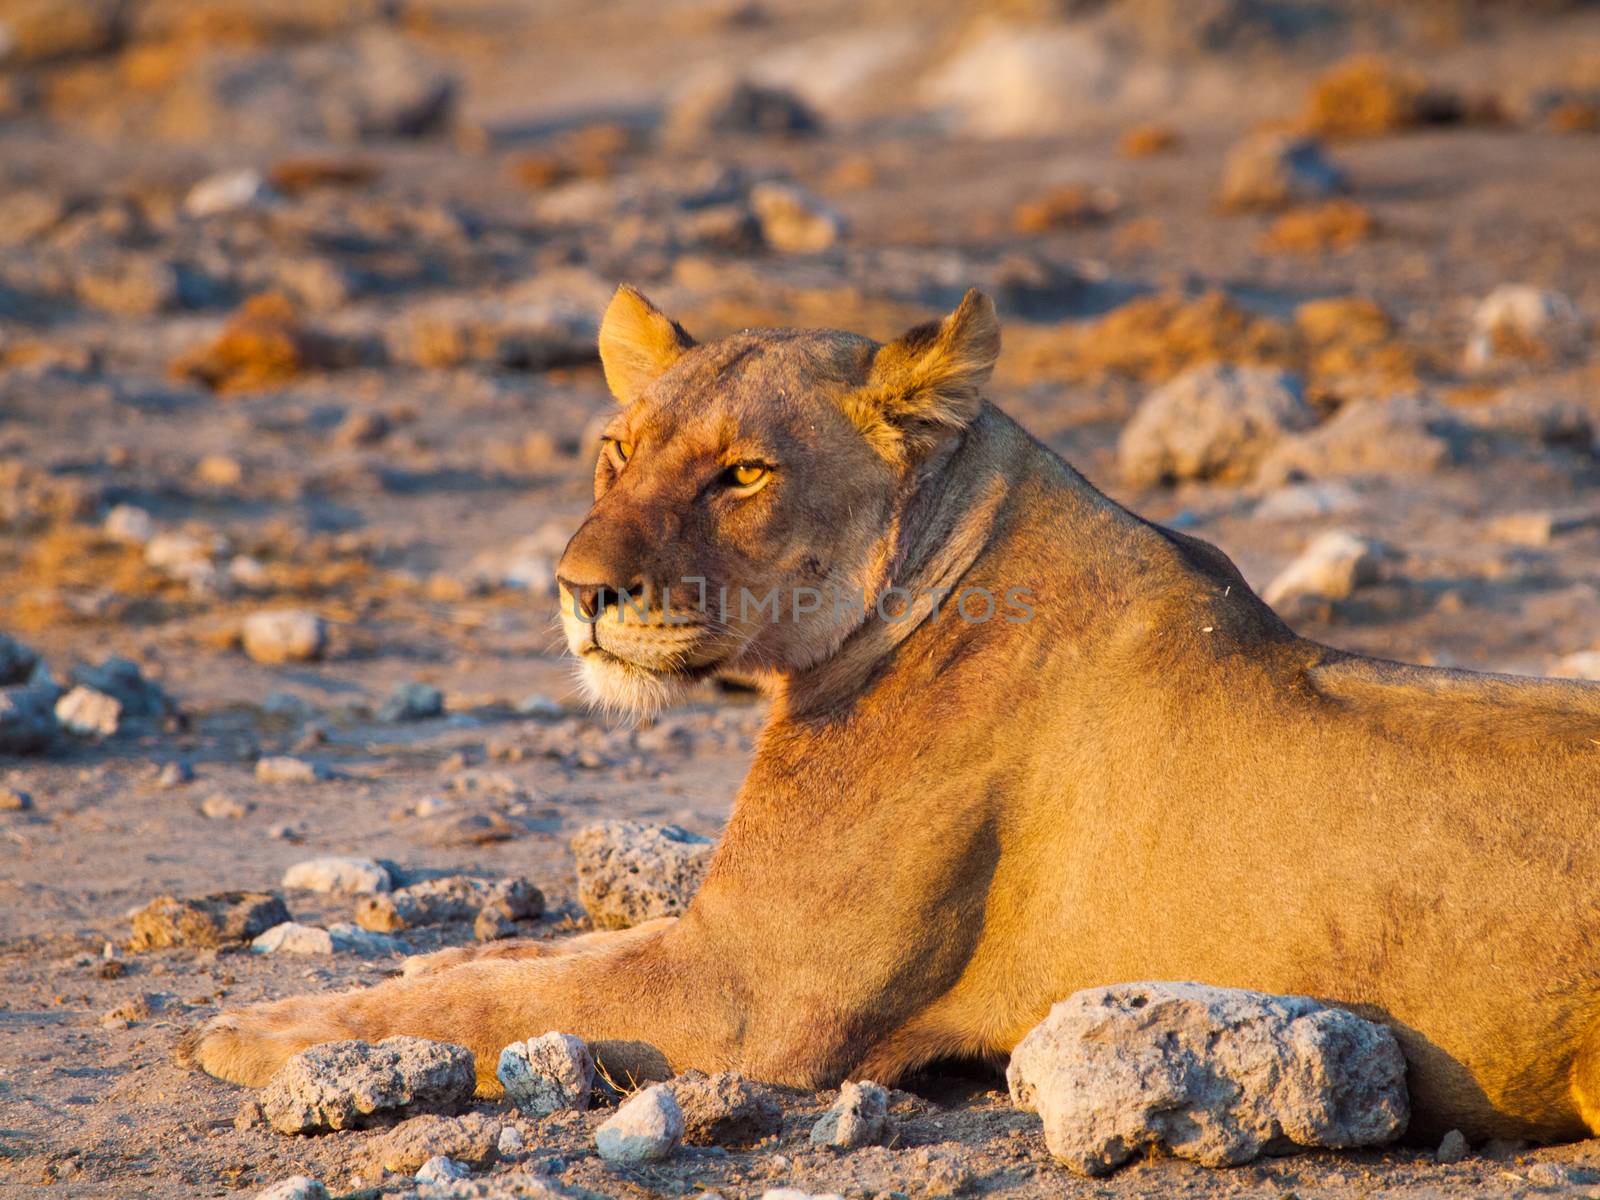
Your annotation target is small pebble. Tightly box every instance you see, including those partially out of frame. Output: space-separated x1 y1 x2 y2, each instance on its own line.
1436 1128 1469 1163
252 1177 327 1200
0 786 32 811
497 1125 526 1155
415 1154 471 1185
155 760 194 788
256 755 329 784
200 793 251 820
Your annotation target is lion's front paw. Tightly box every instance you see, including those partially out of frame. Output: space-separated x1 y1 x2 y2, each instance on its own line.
179 1012 281 1087
179 994 357 1086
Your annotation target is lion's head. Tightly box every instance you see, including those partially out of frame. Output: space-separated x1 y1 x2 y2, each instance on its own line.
556 285 1002 714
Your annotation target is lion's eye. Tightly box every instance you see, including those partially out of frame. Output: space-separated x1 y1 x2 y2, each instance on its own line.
729 463 769 490
605 439 634 469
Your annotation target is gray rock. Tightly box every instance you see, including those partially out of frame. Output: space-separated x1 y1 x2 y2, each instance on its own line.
671 1070 783 1147
261 1036 476 1134
254 1177 329 1200
370 1112 504 1174
1005 982 1409 1175
1218 132 1345 211
416 1155 472 1185
0 786 32 811
474 905 519 941
54 685 121 737
1525 1161 1600 1187
0 632 41 685
130 891 291 950
0 683 58 753
1118 364 1317 486
357 876 542 933
1251 481 1361 522
243 609 327 665
594 1084 683 1165
380 681 445 722
665 73 821 145
809 1080 892 1149
748 182 845 254
1436 1128 1469 1163
164 30 457 146
496 1032 595 1116
1258 394 1471 483
251 920 401 957
571 820 714 930
282 855 393 895
1261 530 1388 607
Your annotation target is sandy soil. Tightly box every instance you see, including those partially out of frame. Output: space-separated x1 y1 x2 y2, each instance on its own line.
3 1 1600 1196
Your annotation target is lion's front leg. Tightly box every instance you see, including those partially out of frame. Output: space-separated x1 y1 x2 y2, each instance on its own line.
186 920 722 1092
401 918 678 977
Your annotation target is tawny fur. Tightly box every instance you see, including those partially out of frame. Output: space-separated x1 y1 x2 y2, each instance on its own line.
188 288 1600 1143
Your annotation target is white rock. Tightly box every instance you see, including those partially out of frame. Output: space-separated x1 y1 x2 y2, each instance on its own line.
497 1032 595 1116
253 1177 328 1200
55 686 121 737
1118 364 1317 487
252 920 401 957
1551 651 1600 682
595 1084 683 1165
1261 530 1387 607
414 1154 471 1185
185 168 276 218
243 609 327 665
1465 285 1584 369
749 181 845 253
1006 982 1409 1175
103 503 156 544
809 1080 892 1148
283 856 393 895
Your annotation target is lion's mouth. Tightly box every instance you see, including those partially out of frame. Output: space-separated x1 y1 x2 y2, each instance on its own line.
579 635 725 682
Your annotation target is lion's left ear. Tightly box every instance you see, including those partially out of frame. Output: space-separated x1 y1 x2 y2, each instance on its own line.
598 284 696 406
847 289 1000 460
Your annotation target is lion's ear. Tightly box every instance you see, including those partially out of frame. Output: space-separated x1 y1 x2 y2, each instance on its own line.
848 289 1000 459
598 285 696 405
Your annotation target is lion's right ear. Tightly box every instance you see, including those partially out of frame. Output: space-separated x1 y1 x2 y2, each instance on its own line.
597 285 695 406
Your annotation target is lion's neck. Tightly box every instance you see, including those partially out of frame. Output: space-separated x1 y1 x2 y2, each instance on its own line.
777 404 1022 717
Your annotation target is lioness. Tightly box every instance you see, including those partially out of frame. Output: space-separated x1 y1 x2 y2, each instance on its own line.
190 286 1600 1143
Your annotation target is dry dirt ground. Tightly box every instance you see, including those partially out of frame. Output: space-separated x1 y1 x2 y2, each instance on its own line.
3 1 1600 1196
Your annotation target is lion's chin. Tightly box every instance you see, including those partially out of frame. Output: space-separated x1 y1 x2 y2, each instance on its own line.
573 648 700 720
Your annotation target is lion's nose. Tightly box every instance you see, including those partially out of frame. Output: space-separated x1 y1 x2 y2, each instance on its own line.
559 577 643 620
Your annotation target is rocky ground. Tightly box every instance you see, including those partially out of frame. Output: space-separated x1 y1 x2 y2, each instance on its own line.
3 0 1600 1196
